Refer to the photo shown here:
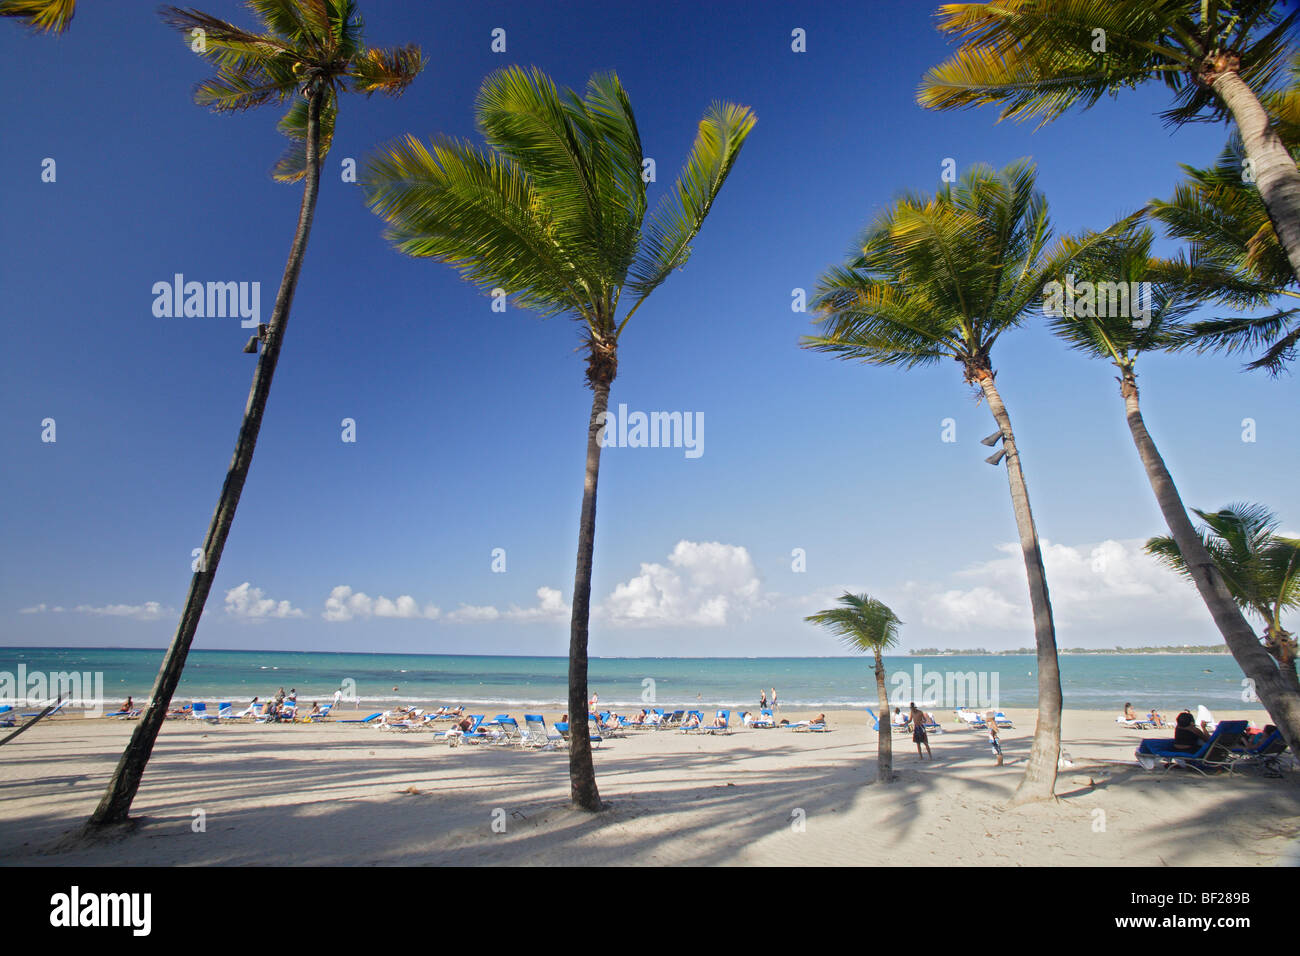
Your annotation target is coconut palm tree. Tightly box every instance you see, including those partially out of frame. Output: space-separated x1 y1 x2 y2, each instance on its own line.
0 0 74 33
1148 504 1300 693
803 160 1101 804
362 66 755 811
918 1 1300 288
87 0 423 830
805 593 902 782
1045 224 1300 755
1151 53 1300 373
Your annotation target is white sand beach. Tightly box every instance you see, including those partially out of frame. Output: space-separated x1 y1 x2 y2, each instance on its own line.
1 707 1296 866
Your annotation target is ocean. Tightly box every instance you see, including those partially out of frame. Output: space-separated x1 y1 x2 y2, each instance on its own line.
0 646 1263 712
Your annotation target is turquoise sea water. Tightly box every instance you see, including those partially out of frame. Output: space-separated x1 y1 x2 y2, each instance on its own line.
0 647 1263 712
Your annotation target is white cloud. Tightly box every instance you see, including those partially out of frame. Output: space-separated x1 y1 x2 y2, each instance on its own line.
902 538 1204 634
598 540 767 628
447 604 501 622
73 602 168 621
505 586 570 621
322 585 439 622
224 582 304 620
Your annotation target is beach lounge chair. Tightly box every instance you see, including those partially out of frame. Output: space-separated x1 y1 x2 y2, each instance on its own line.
955 709 987 730
494 716 523 745
659 709 685 730
523 714 565 749
338 711 383 724
792 720 828 733
22 699 69 719
0 705 15 727
704 710 731 735
752 708 776 729
1116 715 1154 730
586 716 604 749
215 702 233 720
1230 730 1290 775
991 712 1013 729
302 704 332 722
1135 720 1249 775
189 702 219 721
680 710 706 733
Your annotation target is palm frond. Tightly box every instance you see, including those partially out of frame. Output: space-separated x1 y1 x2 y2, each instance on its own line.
0 0 75 33
805 592 902 654
271 89 337 182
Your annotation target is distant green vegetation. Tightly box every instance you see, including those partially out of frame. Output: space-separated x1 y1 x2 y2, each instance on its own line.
909 646 1231 656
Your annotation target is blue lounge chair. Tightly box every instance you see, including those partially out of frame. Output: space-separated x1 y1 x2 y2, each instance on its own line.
680 710 706 733
992 712 1013 728
338 711 383 724
1136 720 1249 774
523 714 565 749
752 708 776 729
704 710 731 735
189 702 217 721
1230 730 1290 774
0 705 15 727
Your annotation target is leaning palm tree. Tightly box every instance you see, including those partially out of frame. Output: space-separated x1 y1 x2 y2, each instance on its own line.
362 67 755 811
87 0 422 829
1151 53 1300 373
805 593 902 782
1046 225 1300 756
0 0 75 32
918 1 1300 288
803 160 1099 804
1148 504 1300 694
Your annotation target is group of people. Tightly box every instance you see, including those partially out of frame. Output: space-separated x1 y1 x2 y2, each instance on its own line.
758 687 778 711
900 702 1002 765
1123 702 1166 728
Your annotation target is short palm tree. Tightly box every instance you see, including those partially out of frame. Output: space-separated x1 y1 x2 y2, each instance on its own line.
1046 225 1300 756
0 0 75 33
1148 504 1300 693
87 0 422 830
362 66 755 811
918 1 1300 289
805 593 901 782
803 160 1093 804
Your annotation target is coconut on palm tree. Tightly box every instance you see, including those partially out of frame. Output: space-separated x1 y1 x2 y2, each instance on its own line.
1148 504 1300 694
805 593 902 782
918 1 1300 288
0 0 74 33
362 66 755 811
803 160 1100 804
87 0 423 830
1044 224 1300 756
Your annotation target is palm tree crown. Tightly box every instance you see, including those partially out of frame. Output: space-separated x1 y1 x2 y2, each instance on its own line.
363 66 754 381
918 0 1297 127
0 0 75 34
161 0 423 181
805 593 902 654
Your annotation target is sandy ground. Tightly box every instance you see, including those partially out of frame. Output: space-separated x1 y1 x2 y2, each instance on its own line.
0 707 1296 866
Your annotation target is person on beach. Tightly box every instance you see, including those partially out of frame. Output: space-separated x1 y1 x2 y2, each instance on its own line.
892 707 908 727
1148 709 1165 728
308 702 321 718
1245 724 1278 747
169 702 192 717
682 712 702 730
988 715 1003 766
910 703 931 759
1172 711 1211 751
771 688 778 711
1124 702 1138 721
333 688 343 711
238 697 261 718
741 711 754 727
760 690 768 710
711 712 727 728
119 696 134 713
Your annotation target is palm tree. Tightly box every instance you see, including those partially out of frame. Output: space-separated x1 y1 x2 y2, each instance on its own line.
805 593 902 782
0 0 75 33
1148 504 1300 694
918 1 1300 288
803 160 1094 804
362 67 755 811
1151 53 1300 373
86 0 423 830
1045 225 1300 756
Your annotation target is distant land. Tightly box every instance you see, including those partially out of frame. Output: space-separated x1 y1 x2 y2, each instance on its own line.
908 646 1232 656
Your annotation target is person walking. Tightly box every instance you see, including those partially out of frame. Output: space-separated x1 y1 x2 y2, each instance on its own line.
910 702 931 760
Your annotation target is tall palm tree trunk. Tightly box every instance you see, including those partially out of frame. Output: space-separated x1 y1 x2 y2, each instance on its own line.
1211 70 1300 288
1120 371 1300 755
567 376 608 812
87 87 325 829
873 649 893 783
977 372 1062 804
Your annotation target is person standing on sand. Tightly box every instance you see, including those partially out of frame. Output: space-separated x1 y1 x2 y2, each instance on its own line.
771 687 778 711
910 702 931 759
988 716 1003 766
333 687 343 712
760 689 767 710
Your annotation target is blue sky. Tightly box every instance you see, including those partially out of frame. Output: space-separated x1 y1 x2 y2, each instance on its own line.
2 1 1296 657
